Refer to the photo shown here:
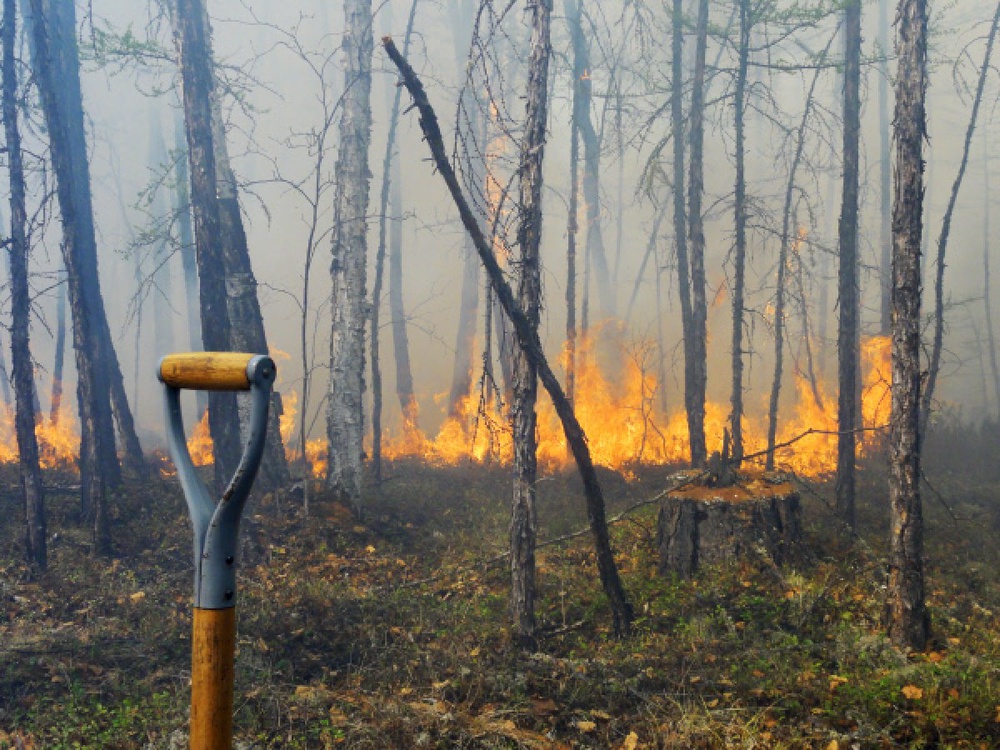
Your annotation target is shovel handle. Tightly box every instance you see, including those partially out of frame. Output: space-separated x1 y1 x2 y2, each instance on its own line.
158 352 263 392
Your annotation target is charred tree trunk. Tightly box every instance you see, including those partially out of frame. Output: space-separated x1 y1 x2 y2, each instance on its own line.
921 0 1000 435
4 0 46 570
766 40 829 470
327 0 373 516
172 108 207 419
373 0 419 480
28 0 122 550
199 6 289 491
729 0 750 466
384 35 634 638
836 0 862 530
686 0 709 468
887 0 929 650
509 0 551 647
172 0 243 491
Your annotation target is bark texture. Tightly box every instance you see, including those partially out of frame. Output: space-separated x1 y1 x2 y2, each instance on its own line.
836 0 862 530
686 0 710 468
4 0 46 570
658 489 801 578
887 0 930 651
327 0 373 515
28 0 123 550
509 0 551 647
199 13 290 491
729 0 750 465
173 0 243 490
383 36 634 637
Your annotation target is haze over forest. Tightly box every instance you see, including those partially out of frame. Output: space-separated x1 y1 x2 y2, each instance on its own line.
5 0 995 452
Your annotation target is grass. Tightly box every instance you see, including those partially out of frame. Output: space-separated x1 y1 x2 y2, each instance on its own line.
1 443 999 748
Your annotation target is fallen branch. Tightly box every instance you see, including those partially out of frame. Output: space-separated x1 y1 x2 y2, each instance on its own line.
382 36 633 636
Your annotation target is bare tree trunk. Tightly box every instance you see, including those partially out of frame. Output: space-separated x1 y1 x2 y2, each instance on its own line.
686 0 709 468
384 35 634 637
373 0 419 480
766 39 829 470
446 0 479 419
566 70 580 404
199 6 289 491
327 0 373 516
172 0 243 491
887 0 929 650
4 0 45 570
729 0 750 466
49 281 66 423
172 108 207 418
836 0 862 530
568 0 614 319
878 0 891 335
671 0 698 467
509 0 551 647
28 0 121 550
921 0 1000 435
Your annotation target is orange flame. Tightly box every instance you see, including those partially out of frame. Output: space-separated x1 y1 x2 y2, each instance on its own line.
0 388 80 470
375 329 892 479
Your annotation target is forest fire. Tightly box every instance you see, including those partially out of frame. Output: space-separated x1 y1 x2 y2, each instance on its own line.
379 331 892 479
0 401 79 470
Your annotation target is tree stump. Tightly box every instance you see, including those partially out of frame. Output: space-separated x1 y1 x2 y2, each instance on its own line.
657 470 802 578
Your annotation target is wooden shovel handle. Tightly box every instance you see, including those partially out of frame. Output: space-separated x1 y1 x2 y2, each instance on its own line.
159 353 255 392
190 607 236 749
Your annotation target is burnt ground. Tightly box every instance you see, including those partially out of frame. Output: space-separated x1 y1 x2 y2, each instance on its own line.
1 419 1000 748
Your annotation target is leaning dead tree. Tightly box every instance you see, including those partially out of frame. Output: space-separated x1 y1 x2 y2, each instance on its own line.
887 0 929 651
921 0 1000 436
383 36 634 638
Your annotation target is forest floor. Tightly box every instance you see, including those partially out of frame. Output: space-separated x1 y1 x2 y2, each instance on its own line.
1 422 1000 748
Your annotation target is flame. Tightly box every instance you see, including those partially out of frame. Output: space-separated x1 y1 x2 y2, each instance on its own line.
186 410 214 467
375 329 892 479
0 394 79 470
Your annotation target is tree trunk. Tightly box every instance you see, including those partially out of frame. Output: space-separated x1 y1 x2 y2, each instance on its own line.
373 0 420 480
384 36 634 638
199 4 289 491
766 38 829 470
568 0 614 320
729 0 750 466
920 0 1000 435
28 0 121 550
878 0 891 335
509 0 551 647
565 0 582 403
172 0 243 491
887 0 929 651
686 0 709 468
836 0 862 530
671 0 699 468
172 108 207 418
327 0 373 516
446 0 479 420
49 281 65 423
4 0 46 570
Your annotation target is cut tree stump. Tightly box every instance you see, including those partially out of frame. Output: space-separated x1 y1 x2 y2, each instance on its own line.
657 470 802 578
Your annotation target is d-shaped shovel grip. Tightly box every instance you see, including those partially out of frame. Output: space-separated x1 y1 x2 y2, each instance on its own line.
158 352 275 609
